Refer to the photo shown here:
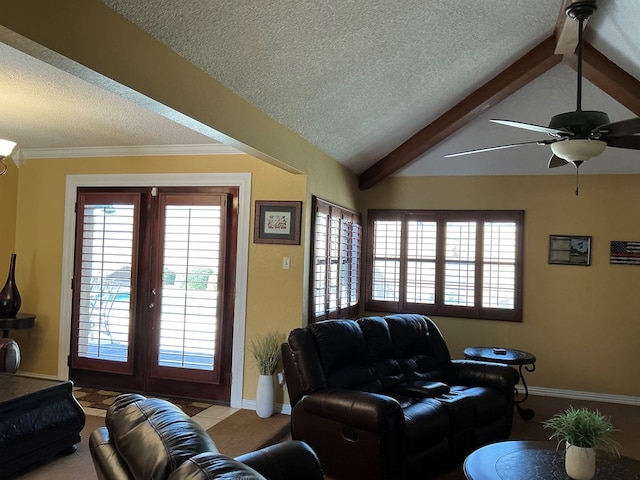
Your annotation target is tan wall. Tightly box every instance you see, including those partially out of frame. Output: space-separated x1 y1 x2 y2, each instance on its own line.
10 154 315 405
0 159 19 261
9 154 640 400
360 174 640 398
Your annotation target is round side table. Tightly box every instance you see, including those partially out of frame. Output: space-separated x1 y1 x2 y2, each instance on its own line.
464 346 536 421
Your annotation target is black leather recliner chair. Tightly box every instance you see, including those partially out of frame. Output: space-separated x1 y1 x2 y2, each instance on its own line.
89 393 323 480
282 314 519 479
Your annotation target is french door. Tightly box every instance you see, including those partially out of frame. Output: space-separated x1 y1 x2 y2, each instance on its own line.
69 186 238 402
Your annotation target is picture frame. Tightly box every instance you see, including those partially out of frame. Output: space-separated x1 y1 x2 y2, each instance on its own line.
254 201 302 245
548 235 591 266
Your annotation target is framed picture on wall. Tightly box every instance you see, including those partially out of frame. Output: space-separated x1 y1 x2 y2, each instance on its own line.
548 235 591 266
254 201 302 245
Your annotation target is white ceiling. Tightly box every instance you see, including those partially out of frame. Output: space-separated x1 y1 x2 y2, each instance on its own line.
1 0 639 178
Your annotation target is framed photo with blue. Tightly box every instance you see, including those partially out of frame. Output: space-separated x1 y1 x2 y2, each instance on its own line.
254 200 302 245
548 235 591 266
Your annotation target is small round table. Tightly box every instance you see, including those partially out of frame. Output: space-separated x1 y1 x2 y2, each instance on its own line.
464 346 536 420
464 441 640 480
0 313 36 338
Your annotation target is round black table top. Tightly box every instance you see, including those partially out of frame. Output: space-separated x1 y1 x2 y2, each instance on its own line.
464 441 640 480
0 313 36 337
0 313 36 330
464 346 536 365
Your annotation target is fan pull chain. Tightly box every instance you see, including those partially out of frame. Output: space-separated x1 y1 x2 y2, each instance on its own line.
574 160 583 196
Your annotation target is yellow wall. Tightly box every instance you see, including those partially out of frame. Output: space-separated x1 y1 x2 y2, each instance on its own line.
360 174 640 398
0 159 19 259
10 154 316 405
9 154 640 401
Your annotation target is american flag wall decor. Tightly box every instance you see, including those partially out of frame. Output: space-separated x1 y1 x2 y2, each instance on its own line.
610 241 640 265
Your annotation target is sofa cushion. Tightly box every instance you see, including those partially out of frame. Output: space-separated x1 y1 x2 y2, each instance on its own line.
400 398 449 454
358 317 408 391
106 394 218 480
169 452 266 480
310 320 383 393
385 314 449 382
450 385 508 425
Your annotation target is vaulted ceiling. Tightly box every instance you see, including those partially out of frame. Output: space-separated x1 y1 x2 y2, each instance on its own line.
1 0 639 188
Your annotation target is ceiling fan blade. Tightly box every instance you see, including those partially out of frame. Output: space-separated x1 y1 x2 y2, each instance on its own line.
490 119 570 136
605 135 640 150
444 139 555 158
548 154 569 169
592 118 640 137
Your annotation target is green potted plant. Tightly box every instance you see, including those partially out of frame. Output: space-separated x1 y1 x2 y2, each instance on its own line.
249 331 282 418
543 406 620 480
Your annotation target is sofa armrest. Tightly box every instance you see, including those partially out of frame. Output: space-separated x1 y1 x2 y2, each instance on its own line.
236 440 323 480
89 427 134 480
447 359 519 393
298 389 404 433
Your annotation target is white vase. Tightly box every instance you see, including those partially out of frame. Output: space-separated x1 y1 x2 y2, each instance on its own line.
256 374 275 418
565 442 596 480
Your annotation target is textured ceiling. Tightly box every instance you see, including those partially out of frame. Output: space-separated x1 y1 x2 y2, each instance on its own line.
1 0 639 177
0 41 216 154
100 0 565 173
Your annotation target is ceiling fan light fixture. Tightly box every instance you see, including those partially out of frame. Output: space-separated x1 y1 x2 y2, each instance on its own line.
550 139 606 162
0 139 17 176
0 139 16 157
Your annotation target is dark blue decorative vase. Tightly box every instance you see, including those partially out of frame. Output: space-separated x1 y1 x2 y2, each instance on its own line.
0 253 21 317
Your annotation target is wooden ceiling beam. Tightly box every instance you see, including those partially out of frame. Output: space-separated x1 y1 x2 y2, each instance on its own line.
554 0 580 55
358 36 561 190
575 42 640 117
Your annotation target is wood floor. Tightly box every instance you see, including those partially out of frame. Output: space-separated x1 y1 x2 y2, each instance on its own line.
434 394 640 479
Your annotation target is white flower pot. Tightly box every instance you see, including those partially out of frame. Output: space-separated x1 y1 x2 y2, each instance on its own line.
565 442 596 480
256 374 275 418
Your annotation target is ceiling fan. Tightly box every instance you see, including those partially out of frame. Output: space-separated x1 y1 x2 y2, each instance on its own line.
445 1 640 181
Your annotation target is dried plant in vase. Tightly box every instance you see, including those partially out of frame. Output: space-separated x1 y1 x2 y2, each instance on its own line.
249 331 282 418
249 331 281 376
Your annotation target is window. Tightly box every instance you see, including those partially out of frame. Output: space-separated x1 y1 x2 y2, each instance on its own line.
310 196 362 322
366 210 523 322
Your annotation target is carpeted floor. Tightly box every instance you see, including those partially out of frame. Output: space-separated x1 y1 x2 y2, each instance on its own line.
206 409 291 457
10 394 639 480
72 386 215 417
11 408 291 480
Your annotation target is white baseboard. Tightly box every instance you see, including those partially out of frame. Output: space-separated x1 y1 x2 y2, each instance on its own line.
527 386 640 406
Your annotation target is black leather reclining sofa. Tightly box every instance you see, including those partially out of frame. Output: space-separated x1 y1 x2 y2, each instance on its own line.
282 314 519 479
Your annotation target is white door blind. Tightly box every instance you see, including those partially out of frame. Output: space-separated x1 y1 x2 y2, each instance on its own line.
159 203 222 371
77 202 135 363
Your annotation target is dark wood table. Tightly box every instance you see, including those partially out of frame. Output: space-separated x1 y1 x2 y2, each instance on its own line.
464 346 536 420
0 373 86 477
0 313 36 338
464 441 640 480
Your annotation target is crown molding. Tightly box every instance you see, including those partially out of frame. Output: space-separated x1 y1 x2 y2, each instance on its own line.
13 144 243 166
